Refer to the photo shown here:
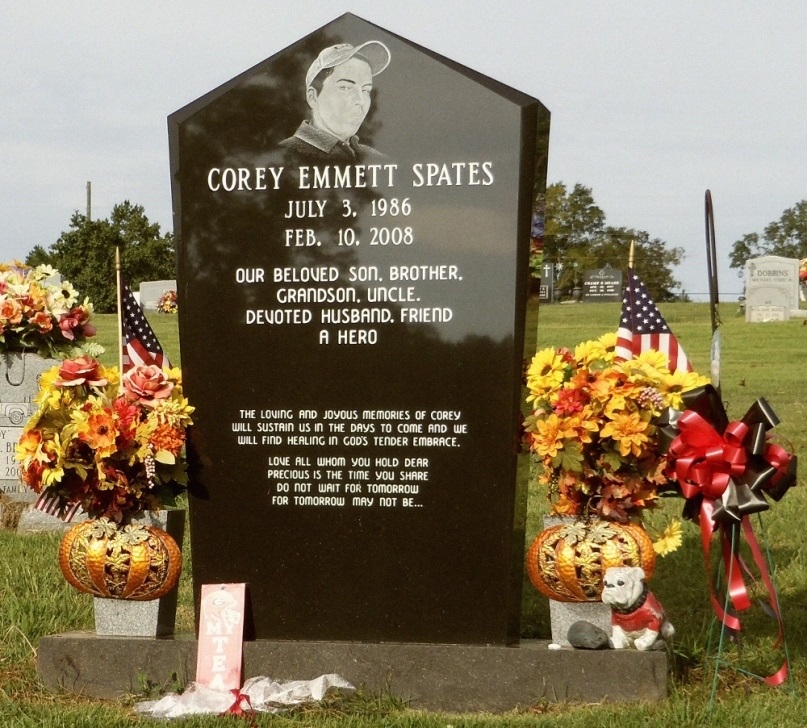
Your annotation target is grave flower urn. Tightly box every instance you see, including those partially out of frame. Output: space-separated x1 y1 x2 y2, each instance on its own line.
60 510 186 637
15 356 194 635
0 263 99 504
522 332 707 643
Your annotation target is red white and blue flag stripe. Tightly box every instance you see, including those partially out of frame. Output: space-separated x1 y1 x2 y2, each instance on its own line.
120 279 171 372
34 491 82 522
615 268 692 374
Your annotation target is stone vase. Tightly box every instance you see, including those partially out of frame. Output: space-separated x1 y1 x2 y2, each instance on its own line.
0 352 58 502
92 509 186 637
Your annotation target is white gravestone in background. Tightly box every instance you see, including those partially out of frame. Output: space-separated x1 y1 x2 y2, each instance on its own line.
139 280 176 311
744 256 799 322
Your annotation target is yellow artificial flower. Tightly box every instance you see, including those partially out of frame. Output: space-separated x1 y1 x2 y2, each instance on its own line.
99 365 120 393
597 331 617 352
34 366 64 409
600 411 651 457
658 369 711 410
16 430 45 465
616 352 667 388
531 413 578 459
149 396 195 428
574 339 608 366
39 437 66 486
653 521 683 556
526 347 567 401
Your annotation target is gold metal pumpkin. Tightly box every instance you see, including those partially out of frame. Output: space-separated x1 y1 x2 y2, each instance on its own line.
58 518 182 600
525 520 656 602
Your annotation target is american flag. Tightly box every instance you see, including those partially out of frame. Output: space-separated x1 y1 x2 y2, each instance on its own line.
120 279 171 371
34 491 81 522
615 268 692 373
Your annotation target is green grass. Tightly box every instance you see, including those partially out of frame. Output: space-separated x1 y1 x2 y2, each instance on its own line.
91 312 181 369
2 302 806 725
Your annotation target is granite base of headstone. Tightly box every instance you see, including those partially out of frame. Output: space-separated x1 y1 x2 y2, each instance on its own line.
37 635 668 710
92 510 185 637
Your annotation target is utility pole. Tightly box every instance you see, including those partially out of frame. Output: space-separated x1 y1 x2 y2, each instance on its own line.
86 181 91 220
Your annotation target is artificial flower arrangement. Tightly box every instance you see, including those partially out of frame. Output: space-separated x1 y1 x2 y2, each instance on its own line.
0 262 101 358
16 356 194 523
524 332 709 539
157 289 178 314
799 258 807 282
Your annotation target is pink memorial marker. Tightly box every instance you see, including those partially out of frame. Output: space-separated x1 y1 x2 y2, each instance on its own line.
195 583 246 691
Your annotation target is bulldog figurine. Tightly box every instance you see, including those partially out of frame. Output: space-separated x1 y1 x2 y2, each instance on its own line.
601 566 674 651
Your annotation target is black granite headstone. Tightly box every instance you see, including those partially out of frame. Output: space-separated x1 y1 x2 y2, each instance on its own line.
582 268 623 302
539 262 554 303
169 13 549 644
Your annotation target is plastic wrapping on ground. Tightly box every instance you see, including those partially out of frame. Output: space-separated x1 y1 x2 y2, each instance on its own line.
134 674 355 718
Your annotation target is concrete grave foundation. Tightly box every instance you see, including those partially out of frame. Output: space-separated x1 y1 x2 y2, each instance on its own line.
38 634 667 711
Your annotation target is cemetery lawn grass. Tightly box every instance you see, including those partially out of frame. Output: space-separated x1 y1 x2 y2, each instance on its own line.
1 303 805 726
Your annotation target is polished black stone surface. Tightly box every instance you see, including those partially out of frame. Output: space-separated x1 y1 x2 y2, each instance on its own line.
169 13 549 644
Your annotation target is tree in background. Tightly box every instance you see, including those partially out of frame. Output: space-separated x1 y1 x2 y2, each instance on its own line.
540 182 685 302
729 200 807 270
25 202 175 313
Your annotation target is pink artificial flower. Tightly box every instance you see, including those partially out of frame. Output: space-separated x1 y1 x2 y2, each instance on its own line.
57 305 95 341
122 365 174 406
56 356 109 388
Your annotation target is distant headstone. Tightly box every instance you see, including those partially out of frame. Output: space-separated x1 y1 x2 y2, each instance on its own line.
0 353 55 498
744 256 799 322
539 262 554 302
582 268 622 302
170 13 550 644
139 280 176 311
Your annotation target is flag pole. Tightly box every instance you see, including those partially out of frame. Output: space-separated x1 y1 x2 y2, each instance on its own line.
115 247 124 390
628 239 635 269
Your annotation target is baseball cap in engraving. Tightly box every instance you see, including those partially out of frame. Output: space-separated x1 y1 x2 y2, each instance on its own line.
305 41 391 89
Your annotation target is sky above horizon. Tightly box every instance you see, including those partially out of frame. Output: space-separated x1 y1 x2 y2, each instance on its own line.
3 1 806 301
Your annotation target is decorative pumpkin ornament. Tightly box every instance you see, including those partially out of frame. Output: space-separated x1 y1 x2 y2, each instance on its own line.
58 518 182 600
525 520 655 602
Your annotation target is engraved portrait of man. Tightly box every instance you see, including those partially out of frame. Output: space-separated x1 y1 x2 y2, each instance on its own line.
280 41 390 162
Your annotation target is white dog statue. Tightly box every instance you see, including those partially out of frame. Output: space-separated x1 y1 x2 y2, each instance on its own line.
601 566 674 651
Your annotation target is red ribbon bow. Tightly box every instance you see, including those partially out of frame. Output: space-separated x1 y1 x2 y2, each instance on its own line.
663 385 794 686
669 411 749 501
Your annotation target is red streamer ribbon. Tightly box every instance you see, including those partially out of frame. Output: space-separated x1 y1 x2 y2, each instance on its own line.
663 385 795 685
226 689 257 727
